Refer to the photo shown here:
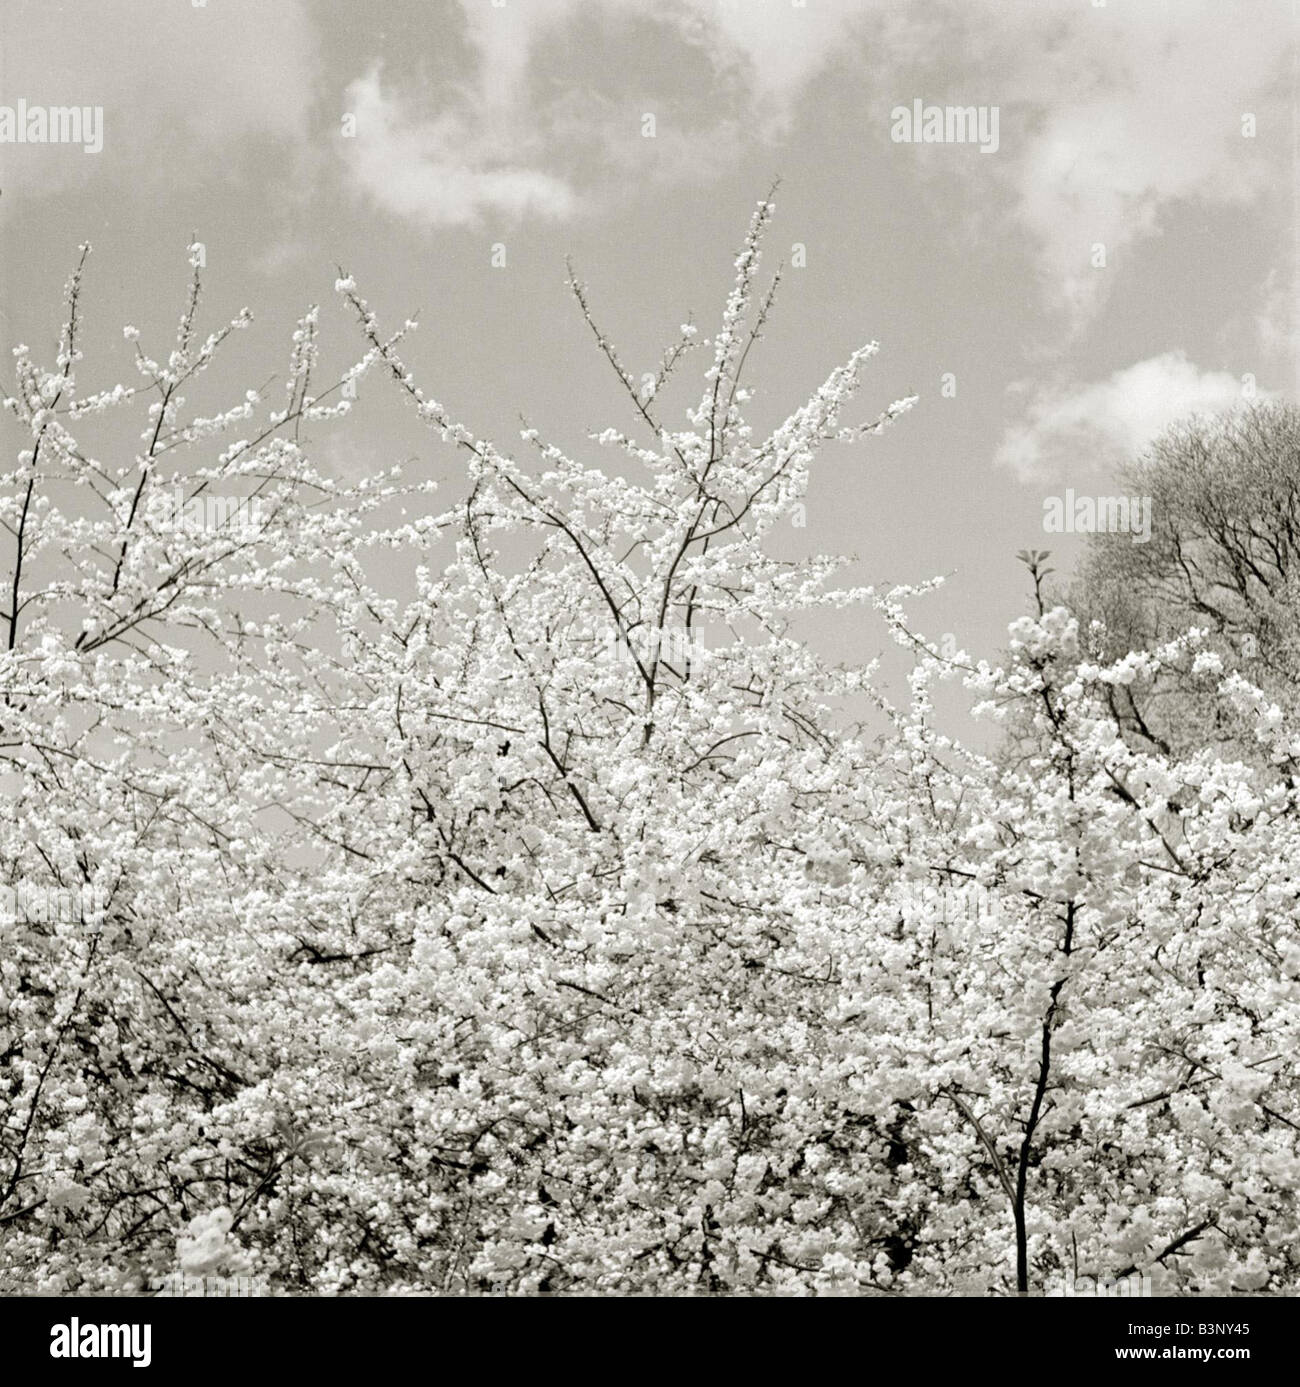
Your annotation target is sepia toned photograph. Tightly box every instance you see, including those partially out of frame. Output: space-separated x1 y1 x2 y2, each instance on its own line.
0 0 1294 1366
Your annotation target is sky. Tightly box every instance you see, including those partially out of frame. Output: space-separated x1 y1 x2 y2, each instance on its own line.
1 0 1296 718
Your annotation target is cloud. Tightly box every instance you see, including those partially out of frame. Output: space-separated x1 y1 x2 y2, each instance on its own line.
674 0 869 127
335 0 870 228
0 0 319 206
994 0 1286 329
339 66 577 228
330 0 1290 332
995 352 1259 482
679 1 1289 335
1252 269 1300 370
458 0 586 115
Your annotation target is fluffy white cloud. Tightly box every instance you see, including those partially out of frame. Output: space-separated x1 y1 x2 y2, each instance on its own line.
995 352 1258 481
340 66 577 228
335 0 871 228
979 0 1288 329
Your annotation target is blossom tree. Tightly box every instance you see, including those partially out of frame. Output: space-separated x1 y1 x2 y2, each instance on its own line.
2 200 1296 1297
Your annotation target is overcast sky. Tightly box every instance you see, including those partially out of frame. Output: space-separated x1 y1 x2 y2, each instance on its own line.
1 0 1295 710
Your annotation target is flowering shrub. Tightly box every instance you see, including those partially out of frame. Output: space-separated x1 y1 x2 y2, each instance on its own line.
2 203 1296 1295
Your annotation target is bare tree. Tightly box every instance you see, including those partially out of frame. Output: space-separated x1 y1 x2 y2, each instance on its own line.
1067 401 1300 761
